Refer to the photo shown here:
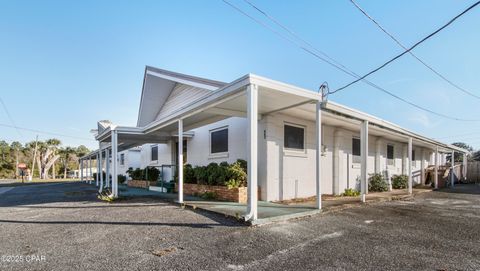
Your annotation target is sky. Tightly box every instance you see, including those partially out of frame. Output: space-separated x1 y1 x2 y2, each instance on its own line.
0 0 479 151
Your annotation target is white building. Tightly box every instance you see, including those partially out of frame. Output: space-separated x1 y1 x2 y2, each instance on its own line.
80 66 468 222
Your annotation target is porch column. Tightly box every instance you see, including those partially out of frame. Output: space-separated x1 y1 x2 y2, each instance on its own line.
111 130 118 197
89 157 92 184
463 153 468 181
178 119 184 204
246 84 258 220
402 145 408 175
451 150 455 187
316 101 323 208
332 129 341 196
95 153 99 186
105 148 110 188
375 138 382 174
408 138 413 194
421 148 425 185
360 120 368 202
434 147 439 189
98 148 104 193
80 159 84 182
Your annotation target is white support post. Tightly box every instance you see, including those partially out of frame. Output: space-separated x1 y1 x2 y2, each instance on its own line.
451 150 455 187
98 148 103 193
95 154 99 186
178 119 184 204
105 148 110 188
421 148 425 185
463 153 467 181
434 147 439 189
245 84 258 221
111 130 118 198
360 120 369 202
89 157 92 184
408 138 413 194
316 101 322 209
80 159 84 182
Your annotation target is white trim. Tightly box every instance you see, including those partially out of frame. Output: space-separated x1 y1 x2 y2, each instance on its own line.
146 70 220 91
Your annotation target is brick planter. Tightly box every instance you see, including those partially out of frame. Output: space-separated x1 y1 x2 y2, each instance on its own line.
127 179 156 189
183 183 250 203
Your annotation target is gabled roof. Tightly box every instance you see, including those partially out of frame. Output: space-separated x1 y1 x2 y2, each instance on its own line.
136 66 227 127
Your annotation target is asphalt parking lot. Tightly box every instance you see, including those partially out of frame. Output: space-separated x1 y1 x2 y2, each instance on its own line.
0 182 479 271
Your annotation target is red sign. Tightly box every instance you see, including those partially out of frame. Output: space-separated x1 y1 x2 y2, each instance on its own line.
18 163 27 169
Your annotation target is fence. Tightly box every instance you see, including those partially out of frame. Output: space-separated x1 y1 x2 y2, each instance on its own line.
466 161 480 183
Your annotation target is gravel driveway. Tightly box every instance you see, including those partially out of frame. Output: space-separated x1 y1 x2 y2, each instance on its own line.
0 182 479 270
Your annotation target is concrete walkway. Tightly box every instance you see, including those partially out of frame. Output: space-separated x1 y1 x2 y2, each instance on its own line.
112 183 432 225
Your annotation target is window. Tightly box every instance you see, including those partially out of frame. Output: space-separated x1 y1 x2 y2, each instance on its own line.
210 128 228 154
352 137 361 163
151 145 158 161
284 124 305 150
387 144 394 166
120 153 125 166
412 150 416 167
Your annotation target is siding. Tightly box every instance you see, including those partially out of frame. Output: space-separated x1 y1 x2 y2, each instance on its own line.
155 83 212 121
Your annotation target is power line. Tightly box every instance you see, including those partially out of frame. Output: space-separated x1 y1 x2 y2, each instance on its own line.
348 0 480 100
332 0 480 94
224 0 480 121
435 131 480 140
0 123 95 141
0 96 22 137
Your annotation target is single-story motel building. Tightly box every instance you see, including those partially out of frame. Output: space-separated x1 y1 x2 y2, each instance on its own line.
79 66 469 222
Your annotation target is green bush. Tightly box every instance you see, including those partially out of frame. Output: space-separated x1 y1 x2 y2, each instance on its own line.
145 167 160 182
201 191 218 200
189 161 247 187
126 167 143 180
341 188 360 196
368 173 389 192
118 174 126 184
236 159 247 173
184 164 196 183
391 174 408 189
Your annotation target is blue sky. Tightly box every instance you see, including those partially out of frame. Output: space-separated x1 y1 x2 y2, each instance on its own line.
1 0 479 150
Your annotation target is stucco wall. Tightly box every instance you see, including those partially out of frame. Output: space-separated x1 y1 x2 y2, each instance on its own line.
187 117 247 166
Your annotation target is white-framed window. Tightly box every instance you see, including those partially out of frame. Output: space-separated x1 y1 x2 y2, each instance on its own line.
151 145 158 161
352 137 361 164
284 123 305 151
387 144 395 166
120 153 125 166
210 127 228 154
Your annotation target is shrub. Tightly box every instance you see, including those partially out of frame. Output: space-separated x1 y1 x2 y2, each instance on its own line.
368 173 389 192
391 174 408 189
201 191 218 200
225 179 241 189
184 164 196 183
341 188 360 197
225 161 247 187
127 167 143 180
145 167 160 182
236 159 247 173
118 174 126 184
206 163 222 186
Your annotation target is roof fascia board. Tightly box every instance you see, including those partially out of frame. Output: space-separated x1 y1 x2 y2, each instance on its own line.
324 101 468 153
249 74 322 101
146 70 220 91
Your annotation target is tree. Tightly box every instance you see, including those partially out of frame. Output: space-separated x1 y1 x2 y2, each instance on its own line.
449 142 473 163
59 147 76 179
10 141 22 178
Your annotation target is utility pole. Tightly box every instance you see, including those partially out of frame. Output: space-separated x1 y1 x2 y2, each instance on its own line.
30 135 39 181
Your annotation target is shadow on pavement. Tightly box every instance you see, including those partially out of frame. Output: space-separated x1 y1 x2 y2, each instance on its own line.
434 183 480 195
